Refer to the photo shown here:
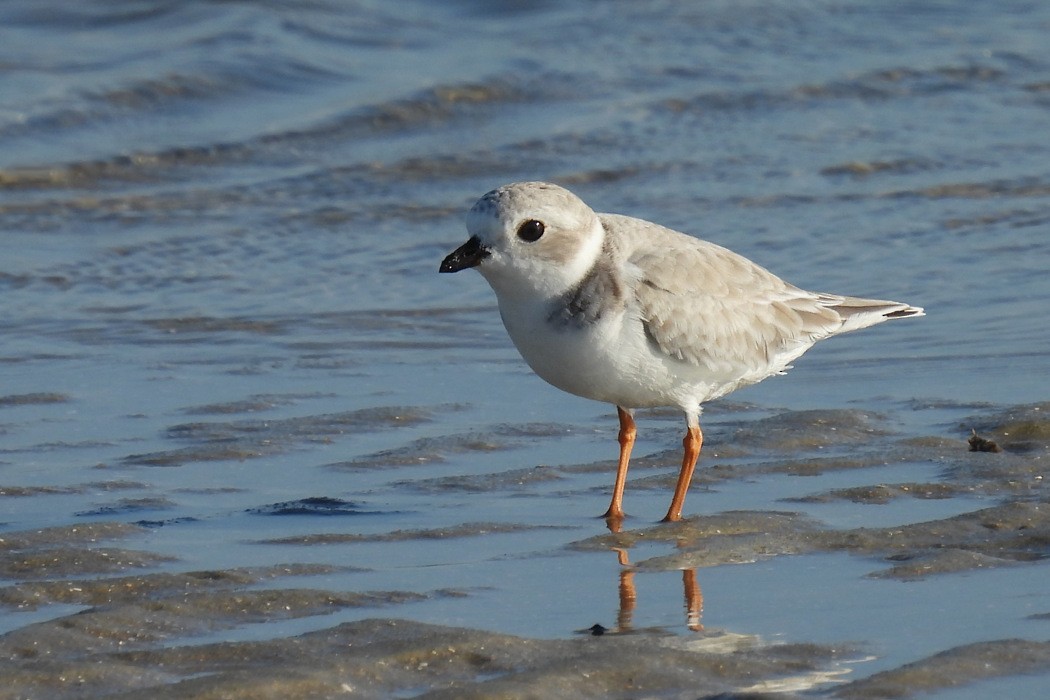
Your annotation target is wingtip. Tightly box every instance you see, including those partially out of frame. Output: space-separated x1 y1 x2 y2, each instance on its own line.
885 305 925 319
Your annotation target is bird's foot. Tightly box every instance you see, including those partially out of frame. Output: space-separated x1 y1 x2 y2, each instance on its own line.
602 510 625 533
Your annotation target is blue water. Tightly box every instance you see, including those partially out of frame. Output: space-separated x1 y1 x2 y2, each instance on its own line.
2 1 1050 696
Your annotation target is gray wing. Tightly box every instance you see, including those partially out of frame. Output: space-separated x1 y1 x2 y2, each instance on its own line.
602 213 923 377
603 215 861 376
634 245 840 375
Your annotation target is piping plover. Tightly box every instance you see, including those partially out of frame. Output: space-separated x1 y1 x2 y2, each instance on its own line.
440 181 923 523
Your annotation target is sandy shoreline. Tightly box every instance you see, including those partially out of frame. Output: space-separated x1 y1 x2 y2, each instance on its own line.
3 403 1049 698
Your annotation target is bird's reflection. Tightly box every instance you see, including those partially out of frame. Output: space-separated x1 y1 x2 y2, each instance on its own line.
606 517 703 633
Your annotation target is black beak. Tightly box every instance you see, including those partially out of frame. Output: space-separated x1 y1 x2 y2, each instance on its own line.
439 236 490 273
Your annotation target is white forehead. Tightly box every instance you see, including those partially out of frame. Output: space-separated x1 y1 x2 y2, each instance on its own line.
466 181 594 234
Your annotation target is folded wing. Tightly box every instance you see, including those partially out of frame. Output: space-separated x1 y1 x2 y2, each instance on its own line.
613 217 921 378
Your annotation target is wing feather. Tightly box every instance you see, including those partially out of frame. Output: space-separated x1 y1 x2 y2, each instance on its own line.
605 215 842 376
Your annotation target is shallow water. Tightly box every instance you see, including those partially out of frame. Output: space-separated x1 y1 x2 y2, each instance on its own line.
2 1 1050 697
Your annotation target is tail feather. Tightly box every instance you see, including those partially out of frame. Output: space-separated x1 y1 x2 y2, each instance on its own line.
883 306 924 319
817 294 925 334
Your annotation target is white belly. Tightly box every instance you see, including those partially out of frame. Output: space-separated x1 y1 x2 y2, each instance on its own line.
496 297 717 410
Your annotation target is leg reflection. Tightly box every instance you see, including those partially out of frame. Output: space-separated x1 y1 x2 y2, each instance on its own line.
606 521 703 632
616 554 637 631
682 567 703 632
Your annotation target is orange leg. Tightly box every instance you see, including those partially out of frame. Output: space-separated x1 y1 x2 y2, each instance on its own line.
662 424 703 522
602 407 635 522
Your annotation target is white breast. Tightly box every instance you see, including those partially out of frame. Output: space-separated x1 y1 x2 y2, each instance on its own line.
496 296 725 410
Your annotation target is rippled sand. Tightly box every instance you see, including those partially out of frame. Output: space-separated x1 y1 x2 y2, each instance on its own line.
3 403 1049 698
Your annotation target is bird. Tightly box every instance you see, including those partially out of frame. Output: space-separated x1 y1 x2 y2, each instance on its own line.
439 181 923 523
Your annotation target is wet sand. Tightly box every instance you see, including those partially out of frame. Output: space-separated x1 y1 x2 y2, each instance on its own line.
3 402 1049 698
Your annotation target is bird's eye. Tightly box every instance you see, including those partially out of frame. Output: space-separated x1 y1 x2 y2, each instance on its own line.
516 219 545 242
